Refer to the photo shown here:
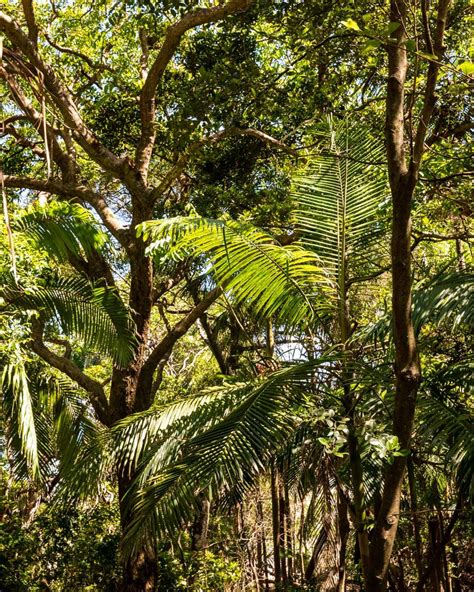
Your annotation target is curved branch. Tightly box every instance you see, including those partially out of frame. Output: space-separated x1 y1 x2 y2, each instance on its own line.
21 0 38 49
1 63 75 180
136 287 221 407
30 318 110 424
0 11 139 191
136 0 254 181
3 174 127 245
42 30 112 72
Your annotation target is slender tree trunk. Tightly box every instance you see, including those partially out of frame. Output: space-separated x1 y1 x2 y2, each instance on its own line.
284 472 293 583
337 490 350 592
257 515 264 590
257 497 270 591
416 496 461 592
407 457 423 580
429 517 443 592
278 471 288 586
366 1 451 588
438 511 452 592
304 528 326 583
191 494 210 551
298 494 305 584
271 464 282 587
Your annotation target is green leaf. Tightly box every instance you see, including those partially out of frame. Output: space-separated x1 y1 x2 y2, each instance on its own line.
1 355 40 480
363 39 381 52
13 200 108 262
341 18 361 31
293 117 388 297
2 276 136 366
139 217 331 327
386 22 401 35
458 61 474 75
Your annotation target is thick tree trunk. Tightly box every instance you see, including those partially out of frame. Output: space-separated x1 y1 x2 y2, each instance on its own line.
121 548 158 592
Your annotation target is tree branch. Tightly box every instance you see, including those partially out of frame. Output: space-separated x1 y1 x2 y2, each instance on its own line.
135 0 254 182
422 170 473 183
30 318 110 424
0 11 140 191
412 230 473 243
3 174 127 245
1 64 75 181
42 30 112 72
21 0 38 49
136 286 221 405
426 121 472 145
411 0 451 173
385 2 409 193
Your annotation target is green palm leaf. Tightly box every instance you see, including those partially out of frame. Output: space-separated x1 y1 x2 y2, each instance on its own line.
139 217 332 326
13 200 107 262
293 117 388 290
2 275 136 366
1 350 40 480
120 356 338 556
365 271 474 343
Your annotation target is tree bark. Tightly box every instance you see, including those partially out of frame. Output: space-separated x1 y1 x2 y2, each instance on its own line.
365 1 451 589
278 471 288 586
118 473 158 592
271 464 282 586
191 494 211 552
337 491 350 592
407 457 423 579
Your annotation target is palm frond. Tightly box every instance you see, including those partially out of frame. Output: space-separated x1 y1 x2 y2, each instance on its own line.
2 275 136 366
139 217 332 326
413 271 474 331
39 373 100 471
1 351 40 479
364 271 474 343
13 200 107 262
120 355 338 556
293 117 388 287
419 359 474 496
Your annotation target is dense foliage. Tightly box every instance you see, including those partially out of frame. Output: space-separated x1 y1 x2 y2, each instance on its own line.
0 1 472 591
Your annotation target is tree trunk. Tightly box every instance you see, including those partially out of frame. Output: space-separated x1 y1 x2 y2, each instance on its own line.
366 0 451 587
121 548 158 592
271 464 282 586
278 472 288 586
428 517 443 592
118 473 158 592
407 457 423 580
337 490 350 592
257 497 270 591
191 494 210 552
